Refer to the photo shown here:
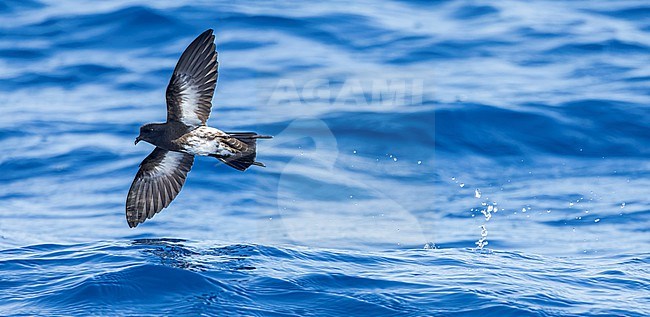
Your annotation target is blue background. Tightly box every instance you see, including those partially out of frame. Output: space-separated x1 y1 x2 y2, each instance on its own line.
0 0 649 316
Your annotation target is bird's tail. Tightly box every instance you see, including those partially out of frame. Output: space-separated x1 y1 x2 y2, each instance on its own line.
214 132 272 171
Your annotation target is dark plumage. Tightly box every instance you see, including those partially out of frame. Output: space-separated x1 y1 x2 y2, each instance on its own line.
126 29 272 228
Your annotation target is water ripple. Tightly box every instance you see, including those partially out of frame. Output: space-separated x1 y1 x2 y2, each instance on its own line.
1 0 649 315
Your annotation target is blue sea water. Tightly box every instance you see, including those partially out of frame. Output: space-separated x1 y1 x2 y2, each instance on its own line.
1 0 649 316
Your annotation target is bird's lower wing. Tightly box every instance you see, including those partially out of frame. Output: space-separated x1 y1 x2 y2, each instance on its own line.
126 147 194 228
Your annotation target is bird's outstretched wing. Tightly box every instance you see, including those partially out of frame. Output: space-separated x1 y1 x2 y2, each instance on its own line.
166 29 218 127
126 148 194 228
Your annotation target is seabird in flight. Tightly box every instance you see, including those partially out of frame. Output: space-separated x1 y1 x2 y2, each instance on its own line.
126 29 271 228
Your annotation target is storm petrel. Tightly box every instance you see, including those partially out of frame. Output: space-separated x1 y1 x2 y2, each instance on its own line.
126 29 271 228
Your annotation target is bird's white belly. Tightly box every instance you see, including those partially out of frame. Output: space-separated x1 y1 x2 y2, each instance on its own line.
184 138 217 156
181 127 233 157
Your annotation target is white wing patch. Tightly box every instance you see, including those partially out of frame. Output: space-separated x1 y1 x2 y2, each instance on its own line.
157 151 187 175
177 76 203 127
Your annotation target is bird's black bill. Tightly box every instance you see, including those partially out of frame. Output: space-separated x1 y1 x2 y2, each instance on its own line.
135 137 141 145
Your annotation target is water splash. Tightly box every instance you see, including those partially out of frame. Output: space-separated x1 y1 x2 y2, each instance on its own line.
476 225 488 249
472 188 494 250
480 205 494 221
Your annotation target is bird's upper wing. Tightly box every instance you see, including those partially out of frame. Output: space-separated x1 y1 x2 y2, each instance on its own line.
166 29 218 127
126 147 194 228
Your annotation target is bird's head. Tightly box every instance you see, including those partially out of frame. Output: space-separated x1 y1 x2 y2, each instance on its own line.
135 123 165 145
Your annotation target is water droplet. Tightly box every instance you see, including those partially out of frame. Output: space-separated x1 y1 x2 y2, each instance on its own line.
353 150 357 154
393 157 398 162
451 177 456 181
475 189 481 198
621 202 626 208
547 209 551 213
594 219 600 223
521 208 526 212
480 207 492 221
569 202 574 207
459 183 465 187
417 160 422 165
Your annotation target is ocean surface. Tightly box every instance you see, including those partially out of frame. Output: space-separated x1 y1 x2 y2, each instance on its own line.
1 0 649 316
